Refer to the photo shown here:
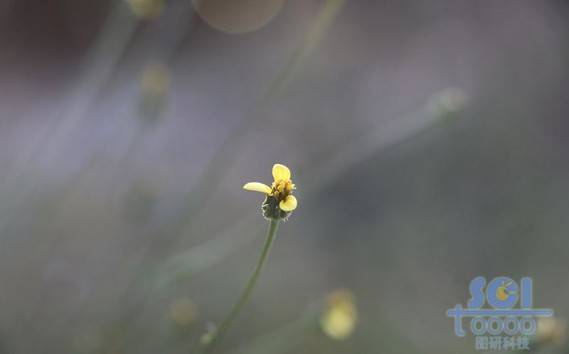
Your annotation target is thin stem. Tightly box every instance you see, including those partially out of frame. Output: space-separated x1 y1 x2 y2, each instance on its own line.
203 219 280 353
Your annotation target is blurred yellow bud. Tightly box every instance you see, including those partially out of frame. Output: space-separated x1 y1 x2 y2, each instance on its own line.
535 317 567 346
127 0 165 19
320 289 357 340
169 297 198 327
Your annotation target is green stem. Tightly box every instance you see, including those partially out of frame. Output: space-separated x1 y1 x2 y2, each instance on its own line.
203 219 280 353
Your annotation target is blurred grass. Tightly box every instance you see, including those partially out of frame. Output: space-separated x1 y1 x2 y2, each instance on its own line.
157 93 464 287
3 1 568 353
82 0 349 350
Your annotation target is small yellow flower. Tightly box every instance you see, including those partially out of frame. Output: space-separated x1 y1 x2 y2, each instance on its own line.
320 289 357 340
243 163 297 219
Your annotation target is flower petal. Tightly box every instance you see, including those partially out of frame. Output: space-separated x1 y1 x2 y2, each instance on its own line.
272 163 291 181
279 195 297 211
243 182 272 194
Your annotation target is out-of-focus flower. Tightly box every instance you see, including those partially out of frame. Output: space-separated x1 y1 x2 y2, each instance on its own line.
319 289 357 340
139 64 170 123
427 87 468 122
127 0 165 19
535 317 567 346
243 163 297 220
169 297 198 327
191 0 285 34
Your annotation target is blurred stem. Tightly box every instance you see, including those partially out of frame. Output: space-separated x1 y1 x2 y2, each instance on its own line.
41 0 139 160
263 0 345 97
202 219 280 353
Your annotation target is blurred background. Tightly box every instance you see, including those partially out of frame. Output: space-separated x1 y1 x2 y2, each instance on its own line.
1 0 569 353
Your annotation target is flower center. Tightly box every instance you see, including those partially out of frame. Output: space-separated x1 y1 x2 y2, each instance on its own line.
271 179 294 201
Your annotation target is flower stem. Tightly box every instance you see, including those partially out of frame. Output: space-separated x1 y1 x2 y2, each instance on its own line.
203 219 280 353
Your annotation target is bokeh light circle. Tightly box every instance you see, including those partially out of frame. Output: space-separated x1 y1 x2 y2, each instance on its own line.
191 0 286 34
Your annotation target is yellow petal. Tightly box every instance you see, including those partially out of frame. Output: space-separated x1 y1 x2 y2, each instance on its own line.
272 163 291 181
279 195 297 211
243 182 271 194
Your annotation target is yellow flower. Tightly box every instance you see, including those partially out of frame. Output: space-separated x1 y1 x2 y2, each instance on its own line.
320 289 357 340
243 163 297 219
